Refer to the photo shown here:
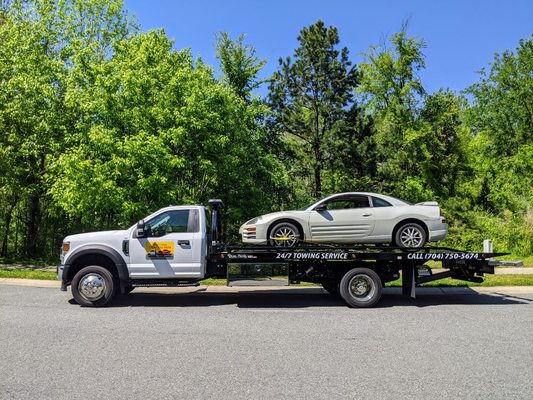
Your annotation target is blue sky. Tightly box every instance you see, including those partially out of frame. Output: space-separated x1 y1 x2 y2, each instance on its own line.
124 0 532 96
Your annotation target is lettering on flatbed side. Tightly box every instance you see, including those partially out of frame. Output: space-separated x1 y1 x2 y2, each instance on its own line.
276 252 349 260
406 252 481 261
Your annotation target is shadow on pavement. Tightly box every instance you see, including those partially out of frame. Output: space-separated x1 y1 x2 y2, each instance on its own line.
68 287 532 309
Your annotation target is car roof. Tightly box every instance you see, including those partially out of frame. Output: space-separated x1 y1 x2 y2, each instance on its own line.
312 192 409 207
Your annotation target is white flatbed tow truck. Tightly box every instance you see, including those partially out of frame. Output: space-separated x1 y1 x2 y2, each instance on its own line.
58 200 504 307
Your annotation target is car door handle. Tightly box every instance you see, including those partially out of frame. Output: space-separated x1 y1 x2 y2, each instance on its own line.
362 213 372 217
178 240 190 246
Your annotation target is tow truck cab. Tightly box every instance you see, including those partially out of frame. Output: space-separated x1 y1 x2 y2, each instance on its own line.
59 202 222 289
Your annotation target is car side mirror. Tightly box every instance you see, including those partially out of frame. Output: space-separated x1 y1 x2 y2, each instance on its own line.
315 203 327 212
136 219 146 237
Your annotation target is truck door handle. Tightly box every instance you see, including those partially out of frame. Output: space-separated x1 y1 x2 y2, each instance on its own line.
362 213 372 217
178 240 190 246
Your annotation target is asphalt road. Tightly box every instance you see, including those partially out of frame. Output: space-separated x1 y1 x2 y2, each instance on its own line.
1 285 532 400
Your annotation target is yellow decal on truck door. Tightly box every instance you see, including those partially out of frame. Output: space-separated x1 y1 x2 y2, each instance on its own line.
146 241 174 257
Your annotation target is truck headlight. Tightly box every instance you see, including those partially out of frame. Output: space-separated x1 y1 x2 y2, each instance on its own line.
62 242 70 253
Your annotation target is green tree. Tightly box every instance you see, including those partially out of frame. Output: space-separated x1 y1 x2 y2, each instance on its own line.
0 0 132 258
49 29 288 239
215 32 266 102
268 20 358 198
466 37 533 156
417 90 469 199
357 26 427 197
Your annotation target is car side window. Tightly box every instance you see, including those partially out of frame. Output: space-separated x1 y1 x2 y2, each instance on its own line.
352 196 371 208
327 196 370 210
372 196 392 207
327 199 354 210
145 210 190 237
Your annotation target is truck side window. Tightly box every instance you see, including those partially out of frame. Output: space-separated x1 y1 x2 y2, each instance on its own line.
146 210 190 237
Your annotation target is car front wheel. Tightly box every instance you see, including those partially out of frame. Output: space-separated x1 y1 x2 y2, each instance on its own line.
268 222 300 247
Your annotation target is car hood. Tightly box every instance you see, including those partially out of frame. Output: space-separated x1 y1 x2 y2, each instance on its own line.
64 230 128 243
243 210 308 226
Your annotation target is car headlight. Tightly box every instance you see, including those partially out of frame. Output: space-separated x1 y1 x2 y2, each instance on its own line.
246 217 262 225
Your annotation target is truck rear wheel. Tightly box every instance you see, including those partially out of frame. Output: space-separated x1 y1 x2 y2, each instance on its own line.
339 268 382 308
71 265 116 307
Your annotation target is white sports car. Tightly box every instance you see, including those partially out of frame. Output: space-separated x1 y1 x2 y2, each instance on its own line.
239 192 448 248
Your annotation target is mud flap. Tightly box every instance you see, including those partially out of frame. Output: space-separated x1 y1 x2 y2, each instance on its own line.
402 264 416 298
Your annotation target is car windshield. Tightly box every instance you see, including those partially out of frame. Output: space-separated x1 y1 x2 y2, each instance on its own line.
300 202 317 210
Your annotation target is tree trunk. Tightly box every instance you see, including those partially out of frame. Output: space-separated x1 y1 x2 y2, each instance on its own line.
26 191 40 259
313 139 322 198
1 199 17 256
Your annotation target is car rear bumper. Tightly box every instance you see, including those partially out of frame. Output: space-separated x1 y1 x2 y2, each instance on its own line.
429 227 448 242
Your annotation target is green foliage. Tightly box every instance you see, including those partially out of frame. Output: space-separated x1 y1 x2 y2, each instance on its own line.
466 37 533 156
357 26 429 195
358 26 426 123
0 5 530 261
268 20 358 198
215 32 266 102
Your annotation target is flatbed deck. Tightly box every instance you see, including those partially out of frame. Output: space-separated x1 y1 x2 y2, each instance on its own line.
212 245 505 303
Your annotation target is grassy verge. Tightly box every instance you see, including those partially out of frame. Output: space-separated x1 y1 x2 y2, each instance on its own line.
2 269 533 287
0 268 57 280
385 274 533 287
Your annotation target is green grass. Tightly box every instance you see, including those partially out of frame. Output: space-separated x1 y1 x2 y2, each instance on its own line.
385 274 533 287
0 257 56 267
0 268 57 280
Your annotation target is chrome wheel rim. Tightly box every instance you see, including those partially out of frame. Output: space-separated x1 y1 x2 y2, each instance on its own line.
399 226 423 247
348 274 375 301
78 273 106 301
271 226 298 247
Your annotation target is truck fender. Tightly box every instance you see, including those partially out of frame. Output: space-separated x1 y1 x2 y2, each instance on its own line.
64 244 129 285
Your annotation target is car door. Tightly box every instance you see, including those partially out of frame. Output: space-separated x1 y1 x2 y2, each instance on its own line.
308 195 375 243
128 208 203 278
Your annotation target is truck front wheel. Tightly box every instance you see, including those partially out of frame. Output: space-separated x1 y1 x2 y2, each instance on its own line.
339 268 382 308
71 265 116 307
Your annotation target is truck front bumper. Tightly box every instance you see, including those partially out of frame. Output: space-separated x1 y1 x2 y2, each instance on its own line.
57 265 68 291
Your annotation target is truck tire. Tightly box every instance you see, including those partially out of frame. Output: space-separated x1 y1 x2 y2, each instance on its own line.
339 268 382 308
71 265 116 307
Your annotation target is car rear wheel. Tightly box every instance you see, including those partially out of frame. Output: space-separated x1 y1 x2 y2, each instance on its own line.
268 222 300 247
394 222 427 249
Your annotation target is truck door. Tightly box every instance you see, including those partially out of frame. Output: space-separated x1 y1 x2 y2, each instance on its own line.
128 208 204 278
308 195 375 242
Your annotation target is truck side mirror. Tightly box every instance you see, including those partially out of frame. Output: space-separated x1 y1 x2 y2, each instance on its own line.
136 219 146 237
